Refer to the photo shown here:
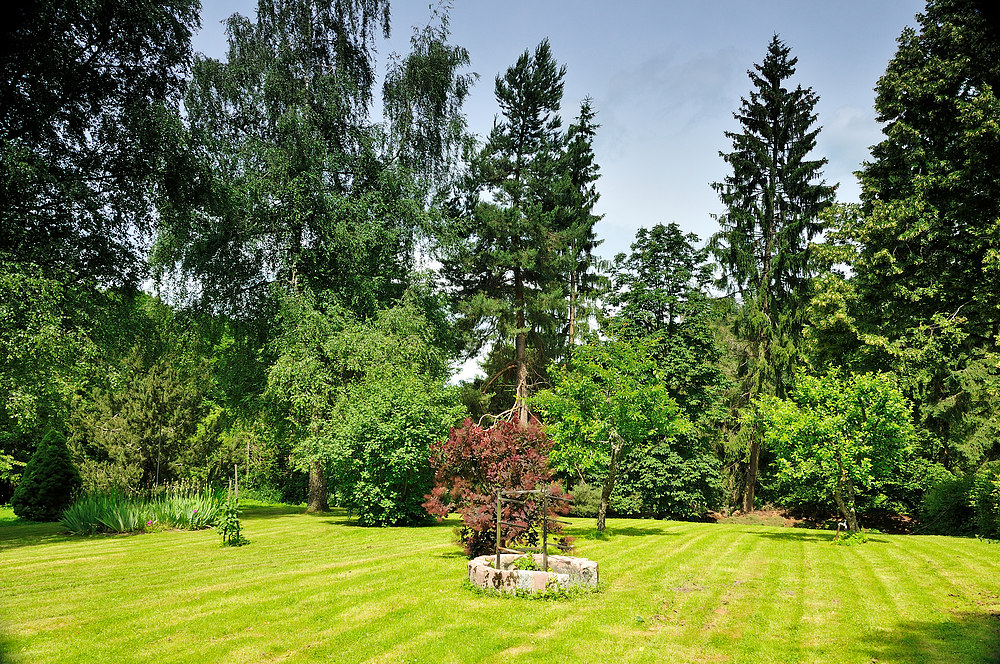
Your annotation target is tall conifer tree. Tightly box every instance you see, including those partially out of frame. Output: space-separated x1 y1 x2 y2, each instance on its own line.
711 36 836 511
441 40 571 426
847 0 1000 461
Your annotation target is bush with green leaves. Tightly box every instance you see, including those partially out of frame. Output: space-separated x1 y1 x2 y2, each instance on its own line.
970 462 1000 540
752 371 918 532
11 430 81 521
918 466 977 535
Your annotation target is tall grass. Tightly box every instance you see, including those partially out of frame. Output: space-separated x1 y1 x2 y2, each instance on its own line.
59 488 222 535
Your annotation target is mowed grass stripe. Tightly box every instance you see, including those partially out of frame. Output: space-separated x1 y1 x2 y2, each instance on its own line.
3 508 1000 663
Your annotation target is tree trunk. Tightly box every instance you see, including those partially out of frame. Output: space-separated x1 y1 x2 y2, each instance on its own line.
307 460 329 512
596 434 624 532
742 437 760 513
514 267 529 427
834 454 859 532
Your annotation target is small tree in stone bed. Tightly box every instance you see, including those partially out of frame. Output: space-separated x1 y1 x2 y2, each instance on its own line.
11 429 81 521
423 419 568 558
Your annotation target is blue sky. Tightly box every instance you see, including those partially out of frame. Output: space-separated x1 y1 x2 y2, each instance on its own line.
193 0 926 261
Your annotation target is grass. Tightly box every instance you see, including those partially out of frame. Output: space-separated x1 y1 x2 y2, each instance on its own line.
1 505 998 663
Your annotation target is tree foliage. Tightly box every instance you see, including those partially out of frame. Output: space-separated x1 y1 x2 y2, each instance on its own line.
154 0 470 317
424 419 565 557
839 0 1000 468
751 372 918 531
533 335 691 530
1 0 200 285
440 40 601 423
266 292 460 520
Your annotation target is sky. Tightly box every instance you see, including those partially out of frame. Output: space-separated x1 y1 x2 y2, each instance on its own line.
192 0 926 261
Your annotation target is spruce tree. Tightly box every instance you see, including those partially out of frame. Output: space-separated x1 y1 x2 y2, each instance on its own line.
710 36 836 511
555 98 604 355
11 430 81 522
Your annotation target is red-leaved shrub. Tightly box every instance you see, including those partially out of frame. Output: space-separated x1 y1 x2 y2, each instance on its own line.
423 418 569 558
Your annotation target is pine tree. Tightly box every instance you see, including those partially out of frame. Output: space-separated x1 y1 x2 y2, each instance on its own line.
710 36 836 511
11 430 81 522
441 39 571 426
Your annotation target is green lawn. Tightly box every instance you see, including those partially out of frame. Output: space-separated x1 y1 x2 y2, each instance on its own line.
1 505 998 663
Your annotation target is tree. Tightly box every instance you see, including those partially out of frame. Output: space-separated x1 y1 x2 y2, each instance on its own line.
265 293 458 516
440 40 578 425
1 0 199 286
11 429 81 522
609 223 712 340
602 224 727 518
846 0 1000 462
325 302 463 526
751 372 918 532
423 419 565 557
533 335 691 531
153 0 471 317
555 99 604 354
71 348 210 492
710 36 836 511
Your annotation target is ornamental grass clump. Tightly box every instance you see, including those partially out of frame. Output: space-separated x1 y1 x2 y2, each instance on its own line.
60 487 221 535
150 488 221 530
97 493 145 533
59 494 105 535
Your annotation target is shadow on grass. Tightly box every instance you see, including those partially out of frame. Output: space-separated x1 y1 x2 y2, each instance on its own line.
747 529 893 546
866 612 1000 663
747 529 837 543
240 505 309 520
0 522 73 553
0 628 21 664
563 525 681 541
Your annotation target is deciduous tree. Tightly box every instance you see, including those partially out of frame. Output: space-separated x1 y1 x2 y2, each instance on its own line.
751 372 918 532
533 335 690 531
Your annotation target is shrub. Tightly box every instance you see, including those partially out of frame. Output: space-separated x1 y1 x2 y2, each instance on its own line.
11 430 81 521
918 467 976 535
331 375 463 526
217 488 247 546
424 419 567 558
568 483 601 518
970 462 1000 540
